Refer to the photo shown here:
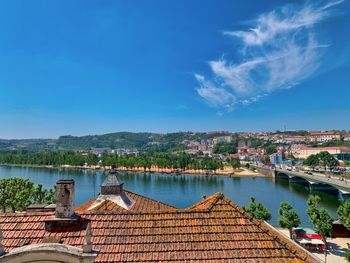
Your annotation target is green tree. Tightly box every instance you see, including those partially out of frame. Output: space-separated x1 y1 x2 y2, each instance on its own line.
228 158 240 169
0 178 55 212
33 184 46 204
44 186 56 204
265 145 277 155
336 199 350 230
345 251 350 262
303 151 338 169
278 202 301 238
242 197 272 221
318 151 338 169
32 184 56 204
303 154 320 167
212 142 237 155
0 178 33 212
307 195 333 260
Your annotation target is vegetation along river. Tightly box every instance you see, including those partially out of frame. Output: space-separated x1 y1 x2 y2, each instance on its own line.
0 166 341 227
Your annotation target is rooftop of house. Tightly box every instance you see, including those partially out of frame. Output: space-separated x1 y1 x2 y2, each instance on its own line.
309 131 340 136
299 146 350 151
75 189 175 213
0 171 320 263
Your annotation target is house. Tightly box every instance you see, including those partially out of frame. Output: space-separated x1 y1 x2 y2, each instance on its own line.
343 134 350 141
308 131 341 143
284 136 307 144
294 146 350 159
270 153 292 167
0 170 320 262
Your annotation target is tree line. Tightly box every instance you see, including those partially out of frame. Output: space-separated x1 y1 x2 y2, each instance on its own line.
0 151 232 171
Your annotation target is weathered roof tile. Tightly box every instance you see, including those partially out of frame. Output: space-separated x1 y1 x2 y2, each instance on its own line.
0 191 318 262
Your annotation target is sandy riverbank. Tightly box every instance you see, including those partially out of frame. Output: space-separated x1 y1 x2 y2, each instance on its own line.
1 164 262 177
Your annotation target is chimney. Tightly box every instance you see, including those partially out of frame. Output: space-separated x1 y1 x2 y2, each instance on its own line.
55 179 75 218
0 228 4 256
45 179 79 232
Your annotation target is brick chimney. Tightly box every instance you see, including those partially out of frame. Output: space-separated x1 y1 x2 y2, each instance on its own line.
55 179 75 218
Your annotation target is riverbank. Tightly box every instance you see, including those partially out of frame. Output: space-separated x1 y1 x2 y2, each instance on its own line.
0 163 262 177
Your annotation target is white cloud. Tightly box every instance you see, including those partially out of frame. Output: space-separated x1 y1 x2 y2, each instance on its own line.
196 0 344 111
195 74 236 111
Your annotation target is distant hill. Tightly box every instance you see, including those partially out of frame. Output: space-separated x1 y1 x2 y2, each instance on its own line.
0 138 56 151
0 131 235 152
56 132 204 152
57 132 156 150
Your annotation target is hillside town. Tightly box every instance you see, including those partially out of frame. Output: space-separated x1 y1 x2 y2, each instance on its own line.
181 131 350 168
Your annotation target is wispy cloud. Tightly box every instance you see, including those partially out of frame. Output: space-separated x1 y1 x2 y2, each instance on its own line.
195 0 344 111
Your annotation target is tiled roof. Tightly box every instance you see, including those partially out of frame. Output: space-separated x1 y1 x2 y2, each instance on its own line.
75 190 175 213
300 146 350 151
309 131 339 136
0 192 319 263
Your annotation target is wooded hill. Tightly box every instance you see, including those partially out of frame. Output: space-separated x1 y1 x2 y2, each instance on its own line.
0 131 231 152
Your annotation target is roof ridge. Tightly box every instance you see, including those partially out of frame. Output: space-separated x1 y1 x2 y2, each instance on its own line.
188 192 225 211
221 197 317 262
124 189 176 209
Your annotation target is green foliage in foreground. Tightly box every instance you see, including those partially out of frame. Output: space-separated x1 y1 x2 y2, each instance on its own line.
242 197 272 221
307 195 333 248
0 178 55 212
337 198 350 230
278 202 301 238
345 251 350 262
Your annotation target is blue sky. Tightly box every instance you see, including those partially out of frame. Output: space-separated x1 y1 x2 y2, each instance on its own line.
0 0 349 138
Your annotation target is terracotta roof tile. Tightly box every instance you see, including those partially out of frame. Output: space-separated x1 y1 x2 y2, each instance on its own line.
0 191 319 262
75 190 175 214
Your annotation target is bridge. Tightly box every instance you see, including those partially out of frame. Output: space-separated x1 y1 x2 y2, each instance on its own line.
254 166 350 200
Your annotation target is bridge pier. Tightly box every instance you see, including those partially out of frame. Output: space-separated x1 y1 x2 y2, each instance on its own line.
255 167 275 178
309 183 315 193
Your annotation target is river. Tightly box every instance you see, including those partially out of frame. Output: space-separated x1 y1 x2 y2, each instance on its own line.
0 166 341 227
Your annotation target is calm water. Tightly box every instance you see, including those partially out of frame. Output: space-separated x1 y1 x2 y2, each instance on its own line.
0 166 341 227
